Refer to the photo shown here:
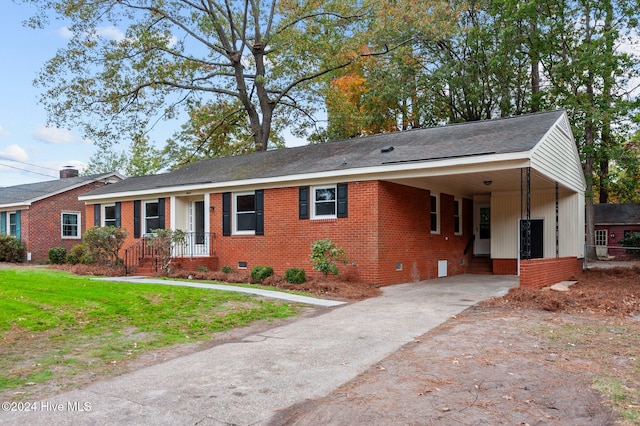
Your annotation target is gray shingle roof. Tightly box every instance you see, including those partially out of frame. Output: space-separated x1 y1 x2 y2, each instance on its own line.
594 203 640 225
86 110 565 196
0 173 118 206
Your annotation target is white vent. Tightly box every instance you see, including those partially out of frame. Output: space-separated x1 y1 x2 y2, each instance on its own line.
438 260 448 278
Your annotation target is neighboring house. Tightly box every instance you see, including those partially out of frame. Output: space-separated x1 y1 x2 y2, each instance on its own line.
594 203 640 258
0 169 122 262
80 110 586 288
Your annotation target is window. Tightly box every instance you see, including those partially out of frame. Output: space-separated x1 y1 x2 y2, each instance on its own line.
454 199 462 235
103 204 116 227
234 192 256 234
144 201 160 234
313 185 336 218
61 212 81 239
8 212 18 236
595 229 607 246
430 194 440 233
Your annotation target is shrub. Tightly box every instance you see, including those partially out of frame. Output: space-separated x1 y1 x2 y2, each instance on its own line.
310 239 347 277
196 265 209 273
48 247 67 264
83 226 127 265
0 235 25 262
284 268 306 284
251 265 274 282
620 232 640 257
65 253 79 265
221 265 233 274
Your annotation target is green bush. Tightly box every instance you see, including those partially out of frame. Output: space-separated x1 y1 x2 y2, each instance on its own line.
196 265 209 273
0 235 26 262
251 265 274 282
284 268 306 284
83 226 127 265
221 265 233 274
310 239 347 277
48 247 67 264
65 253 80 265
620 232 640 257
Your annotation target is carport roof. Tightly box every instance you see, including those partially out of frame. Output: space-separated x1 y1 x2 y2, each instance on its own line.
83 110 568 198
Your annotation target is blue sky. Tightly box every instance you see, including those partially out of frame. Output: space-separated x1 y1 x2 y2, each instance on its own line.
0 2 97 185
0 2 307 187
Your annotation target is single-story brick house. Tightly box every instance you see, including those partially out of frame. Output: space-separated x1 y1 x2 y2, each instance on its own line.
594 203 640 258
0 169 122 262
80 110 586 288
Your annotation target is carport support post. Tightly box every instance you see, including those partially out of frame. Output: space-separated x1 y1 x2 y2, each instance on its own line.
520 167 532 261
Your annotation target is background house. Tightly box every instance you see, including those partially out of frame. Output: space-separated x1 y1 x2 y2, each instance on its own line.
594 203 640 258
0 169 122 262
80 110 586 288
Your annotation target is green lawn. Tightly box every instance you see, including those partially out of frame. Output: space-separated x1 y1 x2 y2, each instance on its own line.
0 268 299 397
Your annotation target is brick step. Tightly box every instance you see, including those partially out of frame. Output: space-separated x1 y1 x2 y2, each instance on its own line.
468 257 493 274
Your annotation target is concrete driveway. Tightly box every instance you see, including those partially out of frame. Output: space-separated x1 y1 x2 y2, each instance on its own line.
2 275 517 426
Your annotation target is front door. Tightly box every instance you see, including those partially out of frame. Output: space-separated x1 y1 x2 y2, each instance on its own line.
475 204 491 255
189 201 206 255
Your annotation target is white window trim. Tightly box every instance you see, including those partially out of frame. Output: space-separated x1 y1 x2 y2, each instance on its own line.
102 204 116 227
311 184 337 219
430 193 440 234
143 200 160 235
61 211 82 239
233 192 256 235
454 198 462 236
5 211 18 236
595 229 607 246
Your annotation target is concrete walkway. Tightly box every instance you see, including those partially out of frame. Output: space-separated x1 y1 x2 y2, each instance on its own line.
93 276 347 307
2 275 517 426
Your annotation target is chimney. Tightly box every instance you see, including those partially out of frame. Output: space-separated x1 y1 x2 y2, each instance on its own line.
60 167 79 179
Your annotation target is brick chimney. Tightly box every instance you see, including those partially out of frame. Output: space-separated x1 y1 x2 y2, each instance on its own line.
59 167 79 179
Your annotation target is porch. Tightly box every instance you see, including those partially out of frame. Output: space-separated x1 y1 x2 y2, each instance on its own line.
123 232 218 276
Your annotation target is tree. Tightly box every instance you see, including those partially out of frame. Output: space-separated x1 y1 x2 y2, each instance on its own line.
83 133 164 176
24 0 420 153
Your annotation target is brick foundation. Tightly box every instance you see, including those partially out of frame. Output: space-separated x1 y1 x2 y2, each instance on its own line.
492 259 518 275
519 257 583 288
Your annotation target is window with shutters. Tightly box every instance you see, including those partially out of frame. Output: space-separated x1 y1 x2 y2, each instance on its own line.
103 204 117 227
61 212 81 239
8 212 18 236
144 201 160 234
312 185 337 218
234 192 256 234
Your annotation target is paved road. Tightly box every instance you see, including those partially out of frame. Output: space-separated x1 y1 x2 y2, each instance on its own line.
2 275 517 426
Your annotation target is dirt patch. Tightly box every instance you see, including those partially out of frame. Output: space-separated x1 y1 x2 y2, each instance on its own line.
269 267 640 425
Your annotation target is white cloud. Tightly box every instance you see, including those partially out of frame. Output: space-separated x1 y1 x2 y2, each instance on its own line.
58 25 125 42
32 125 88 145
0 144 29 162
0 124 9 137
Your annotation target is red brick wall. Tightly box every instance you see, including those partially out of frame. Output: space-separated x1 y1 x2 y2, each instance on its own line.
210 181 473 286
493 258 518 275
519 257 583 288
25 181 110 262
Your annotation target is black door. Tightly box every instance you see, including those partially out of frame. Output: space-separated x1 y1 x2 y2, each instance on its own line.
520 219 543 259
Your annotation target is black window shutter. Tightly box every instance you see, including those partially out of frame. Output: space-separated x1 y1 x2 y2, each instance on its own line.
255 190 264 235
93 204 101 227
222 192 231 236
337 183 348 218
299 186 309 219
115 202 122 228
157 198 165 229
133 200 141 238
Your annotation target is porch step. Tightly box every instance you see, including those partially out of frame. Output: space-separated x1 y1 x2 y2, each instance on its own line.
468 256 493 274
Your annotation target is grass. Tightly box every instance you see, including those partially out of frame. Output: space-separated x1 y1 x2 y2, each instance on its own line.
533 320 640 425
0 268 299 398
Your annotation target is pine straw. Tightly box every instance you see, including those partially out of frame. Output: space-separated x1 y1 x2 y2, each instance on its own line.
482 267 640 317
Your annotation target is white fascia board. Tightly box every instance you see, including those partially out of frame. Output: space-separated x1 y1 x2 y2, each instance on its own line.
79 151 532 203
0 203 30 210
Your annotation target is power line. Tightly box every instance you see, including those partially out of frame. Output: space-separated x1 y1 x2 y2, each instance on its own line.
0 156 60 171
0 162 58 179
